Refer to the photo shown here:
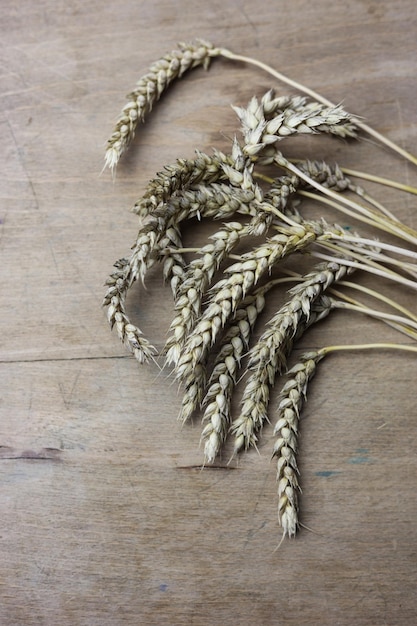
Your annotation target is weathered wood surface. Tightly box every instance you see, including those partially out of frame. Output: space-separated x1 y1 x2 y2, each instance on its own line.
1 1 416 624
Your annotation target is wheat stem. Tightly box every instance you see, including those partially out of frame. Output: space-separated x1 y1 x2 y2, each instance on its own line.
331 281 417 324
319 342 417 356
311 249 417 291
316 237 417 283
329 233 417 262
339 167 417 196
330 299 417 333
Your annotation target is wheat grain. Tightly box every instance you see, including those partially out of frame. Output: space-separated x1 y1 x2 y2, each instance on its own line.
158 223 187 296
296 159 352 193
230 367 272 454
275 153 417 246
273 339 417 538
164 173 307 367
164 157 295 367
164 182 282 367
104 104 371 366
104 41 417 172
178 363 206 423
103 207 187 362
200 373 234 463
219 46 417 166
175 226 320 381
132 144 259 229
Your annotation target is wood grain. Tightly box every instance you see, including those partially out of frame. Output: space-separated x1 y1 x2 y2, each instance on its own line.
1 0 416 624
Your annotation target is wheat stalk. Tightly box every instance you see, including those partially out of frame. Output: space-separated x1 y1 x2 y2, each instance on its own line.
272 350 325 538
105 40 221 170
104 148 254 360
231 297 333 458
234 91 357 162
249 260 353 371
103 258 157 363
274 336 417 538
105 40 417 170
293 159 401 222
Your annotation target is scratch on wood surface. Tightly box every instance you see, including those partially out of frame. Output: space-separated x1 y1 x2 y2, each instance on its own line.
0 446 63 461
175 464 238 471
4 116 39 210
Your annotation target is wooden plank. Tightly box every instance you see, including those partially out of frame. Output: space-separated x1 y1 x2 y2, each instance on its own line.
1 0 416 624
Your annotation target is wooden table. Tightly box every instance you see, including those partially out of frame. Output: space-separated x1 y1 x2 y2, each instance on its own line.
1 1 416 624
